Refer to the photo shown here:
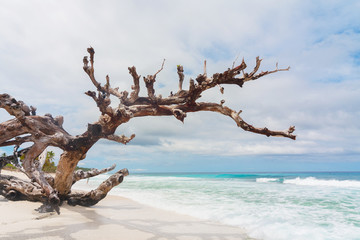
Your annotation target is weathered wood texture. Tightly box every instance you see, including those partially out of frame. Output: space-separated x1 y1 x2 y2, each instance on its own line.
0 47 295 212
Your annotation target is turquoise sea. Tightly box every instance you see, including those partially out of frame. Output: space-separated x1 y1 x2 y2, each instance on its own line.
77 172 360 240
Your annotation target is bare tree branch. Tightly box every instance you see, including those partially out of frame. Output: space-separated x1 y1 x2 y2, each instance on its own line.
232 54 240 69
128 102 295 140
73 164 117 183
105 133 136 144
128 66 141 103
177 65 184 91
67 168 129 207
203 60 207 77
143 59 166 100
155 59 166 77
0 94 32 120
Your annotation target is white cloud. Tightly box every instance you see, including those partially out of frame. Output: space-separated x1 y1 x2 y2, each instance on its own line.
1 0 359 169
158 138 345 156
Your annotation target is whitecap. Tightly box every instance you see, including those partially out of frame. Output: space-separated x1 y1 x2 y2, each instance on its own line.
283 177 360 188
256 178 279 183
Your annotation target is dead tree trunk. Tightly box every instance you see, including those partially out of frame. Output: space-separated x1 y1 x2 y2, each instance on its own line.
0 47 296 213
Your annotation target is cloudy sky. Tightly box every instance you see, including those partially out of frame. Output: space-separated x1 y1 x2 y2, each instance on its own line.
1 0 359 172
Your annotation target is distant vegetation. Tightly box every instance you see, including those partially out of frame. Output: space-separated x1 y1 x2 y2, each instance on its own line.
2 151 91 173
75 166 92 171
42 151 57 173
2 151 57 173
1 153 16 170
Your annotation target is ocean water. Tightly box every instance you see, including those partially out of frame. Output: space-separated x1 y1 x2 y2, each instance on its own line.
77 172 360 240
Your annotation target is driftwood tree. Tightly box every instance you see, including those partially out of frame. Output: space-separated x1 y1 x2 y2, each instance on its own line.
0 48 295 213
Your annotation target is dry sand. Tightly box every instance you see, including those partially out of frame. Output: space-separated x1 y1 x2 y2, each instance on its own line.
0 170 253 240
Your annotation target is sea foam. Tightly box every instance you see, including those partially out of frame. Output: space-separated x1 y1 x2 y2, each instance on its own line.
283 177 360 188
256 178 279 183
77 172 360 240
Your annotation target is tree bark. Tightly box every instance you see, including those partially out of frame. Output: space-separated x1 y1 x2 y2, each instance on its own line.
55 150 87 197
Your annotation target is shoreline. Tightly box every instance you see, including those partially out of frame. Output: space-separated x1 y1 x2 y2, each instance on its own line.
0 170 254 240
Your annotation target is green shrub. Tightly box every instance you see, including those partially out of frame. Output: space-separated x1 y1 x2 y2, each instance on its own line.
42 151 57 173
4 163 16 170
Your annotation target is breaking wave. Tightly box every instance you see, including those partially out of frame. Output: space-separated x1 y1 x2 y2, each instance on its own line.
283 177 360 188
256 178 279 183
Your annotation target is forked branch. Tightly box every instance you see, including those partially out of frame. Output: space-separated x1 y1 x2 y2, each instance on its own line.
81 48 294 140
143 59 165 100
68 168 129 206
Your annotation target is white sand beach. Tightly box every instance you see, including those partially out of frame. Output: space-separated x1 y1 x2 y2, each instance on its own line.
0 170 253 240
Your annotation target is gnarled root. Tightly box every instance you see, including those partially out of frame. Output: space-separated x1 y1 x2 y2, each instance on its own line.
0 167 129 212
0 174 62 214
0 174 45 202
